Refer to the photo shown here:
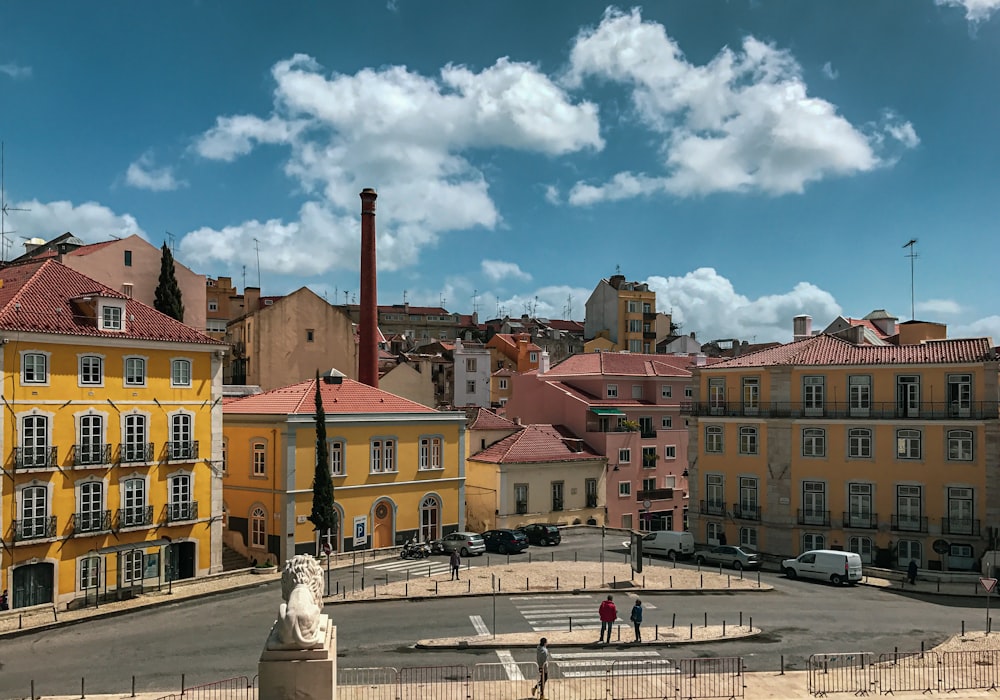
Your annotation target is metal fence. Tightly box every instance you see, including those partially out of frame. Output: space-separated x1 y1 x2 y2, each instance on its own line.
808 649 1000 695
156 658 744 700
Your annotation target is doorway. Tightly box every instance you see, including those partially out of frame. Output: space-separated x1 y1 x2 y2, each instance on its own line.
372 500 394 549
166 541 196 581
13 562 54 608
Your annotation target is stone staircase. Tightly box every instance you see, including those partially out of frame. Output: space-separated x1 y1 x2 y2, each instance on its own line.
222 543 252 571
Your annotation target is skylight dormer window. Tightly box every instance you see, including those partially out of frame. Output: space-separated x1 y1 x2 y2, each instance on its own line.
101 303 124 331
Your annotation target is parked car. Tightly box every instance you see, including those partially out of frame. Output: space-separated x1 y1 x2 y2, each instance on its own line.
481 529 530 554
438 531 486 557
782 549 863 586
518 524 562 546
621 531 694 559
694 545 760 570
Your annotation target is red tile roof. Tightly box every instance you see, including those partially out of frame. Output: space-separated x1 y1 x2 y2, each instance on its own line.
467 407 519 431
492 367 515 377
0 260 222 345
547 352 718 377
489 333 542 351
709 334 996 368
469 424 604 464
223 377 438 415
65 239 122 256
546 319 585 332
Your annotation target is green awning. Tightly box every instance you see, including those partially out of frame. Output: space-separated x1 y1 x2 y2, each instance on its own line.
591 407 625 416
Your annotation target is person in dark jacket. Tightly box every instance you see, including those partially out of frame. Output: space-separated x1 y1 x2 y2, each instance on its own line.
450 550 461 580
630 599 643 642
907 559 918 585
598 595 617 644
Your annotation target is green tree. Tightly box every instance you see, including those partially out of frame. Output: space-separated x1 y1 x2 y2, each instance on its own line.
309 371 338 551
154 242 185 321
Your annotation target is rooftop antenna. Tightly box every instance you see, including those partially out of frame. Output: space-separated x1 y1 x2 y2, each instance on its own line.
440 293 446 308
344 290 349 305
241 265 246 292
253 238 261 288
165 231 175 251
903 239 918 320
1 142 30 263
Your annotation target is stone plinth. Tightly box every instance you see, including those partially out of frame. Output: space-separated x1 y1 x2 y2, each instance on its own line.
258 616 336 700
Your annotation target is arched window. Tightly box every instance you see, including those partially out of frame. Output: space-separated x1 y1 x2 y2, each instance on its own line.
420 496 440 542
251 506 267 548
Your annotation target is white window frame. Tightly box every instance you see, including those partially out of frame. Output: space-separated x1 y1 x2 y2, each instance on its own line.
802 428 826 458
849 536 874 563
21 351 50 385
171 358 192 387
124 355 148 387
803 376 825 416
663 445 676 459
371 438 397 474
418 436 443 470
498 378 508 390
948 429 973 461
896 429 922 460
122 550 143 583
661 385 672 399
121 476 148 528
329 439 345 476
79 555 101 590
739 426 758 455
208 299 218 312
169 411 195 460
251 506 267 548
662 415 673 429
705 425 723 453
529 351 538 363
607 384 619 398
79 354 104 387
618 481 632 498
740 527 758 550
252 441 266 477
684 386 694 398
848 428 872 459
618 448 631 464
100 302 124 332
803 533 826 551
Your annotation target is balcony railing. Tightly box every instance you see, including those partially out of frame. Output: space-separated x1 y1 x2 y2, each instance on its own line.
166 501 199 523
681 401 998 420
166 441 199 461
640 430 657 439
515 501 528 515
733 503 761 521
637 488 674 502
14 446 58 470
71 443 112 467
12 515 57 542
700 500 725 517
842 511 879 529
119 442 155 464
942 518 981 536
891 514 928 533
797 509 831 527
116 506 154 530
71 510 112 535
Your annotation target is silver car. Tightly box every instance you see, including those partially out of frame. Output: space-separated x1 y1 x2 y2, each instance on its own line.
438 531 486 556
694 545 760 570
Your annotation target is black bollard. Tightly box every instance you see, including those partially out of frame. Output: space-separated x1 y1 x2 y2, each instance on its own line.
435 580 439 595
689 623 693 639
704 612 708 628
723 620 726 636
740 612 743 627
570 616 573 632
672 613 676 628
82 677 86 699
132 676 136 698
467 580 471 593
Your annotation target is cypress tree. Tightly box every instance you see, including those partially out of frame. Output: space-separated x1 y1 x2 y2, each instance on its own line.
309 371 338 551
154 242 185 321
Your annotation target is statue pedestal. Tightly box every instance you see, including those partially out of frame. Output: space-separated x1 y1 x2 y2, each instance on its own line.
258 615 336 700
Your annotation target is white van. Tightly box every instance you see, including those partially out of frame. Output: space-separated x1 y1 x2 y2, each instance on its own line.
634 531 695 559
782 549 863 585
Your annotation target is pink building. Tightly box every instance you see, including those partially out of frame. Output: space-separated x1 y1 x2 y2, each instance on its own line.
508 351 716 532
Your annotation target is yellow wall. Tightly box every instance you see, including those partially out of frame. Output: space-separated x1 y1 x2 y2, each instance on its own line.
2 338 220 608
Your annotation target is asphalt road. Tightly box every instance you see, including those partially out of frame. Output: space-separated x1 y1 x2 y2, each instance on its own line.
0 533 990 698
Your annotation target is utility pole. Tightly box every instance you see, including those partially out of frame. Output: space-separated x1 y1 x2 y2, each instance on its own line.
903 239 918 319
1 142 30 262
253 238 262 288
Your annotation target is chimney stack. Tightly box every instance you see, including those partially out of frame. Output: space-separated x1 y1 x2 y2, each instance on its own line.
359 188 379 387
793 315 813 342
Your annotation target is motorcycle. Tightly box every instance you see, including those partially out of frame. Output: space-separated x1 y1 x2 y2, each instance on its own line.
400 538 430 559
428 539 445 556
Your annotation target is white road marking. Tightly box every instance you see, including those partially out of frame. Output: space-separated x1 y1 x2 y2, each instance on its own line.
495 649 525 680
470 614 490 636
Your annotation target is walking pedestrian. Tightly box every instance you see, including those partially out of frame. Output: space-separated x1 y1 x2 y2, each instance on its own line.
598 594 617 644
450 550 461 580
907 559 918 585
533 637 549 699
630 599 643 643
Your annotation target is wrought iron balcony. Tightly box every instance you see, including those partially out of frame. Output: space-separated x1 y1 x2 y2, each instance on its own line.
637 488 674 502
681 401 998 420
14 446 58 470
700 500 725 517
116 506 154 530
891 514 928 533
942 518 980 536
166 501 198 523
71 443 112 467
842 512 878 529
797 509 831 527
119 442 155 464
12 515 57 541
515 501 528 515
640 430 657 439
71 510 112 535
166 441 199 461
733 503 761 521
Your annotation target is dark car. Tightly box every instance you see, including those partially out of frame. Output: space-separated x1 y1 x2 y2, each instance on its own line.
518 523 562 546
481 529 529 554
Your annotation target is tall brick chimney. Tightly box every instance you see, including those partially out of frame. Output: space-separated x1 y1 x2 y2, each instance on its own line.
359 188 379 387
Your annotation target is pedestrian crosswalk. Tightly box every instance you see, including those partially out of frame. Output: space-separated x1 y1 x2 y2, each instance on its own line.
364 558 474 577
549 650 671 678
513 594 601 632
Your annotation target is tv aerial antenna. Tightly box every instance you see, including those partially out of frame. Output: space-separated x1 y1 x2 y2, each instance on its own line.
1 142 31 263
903 239 918 320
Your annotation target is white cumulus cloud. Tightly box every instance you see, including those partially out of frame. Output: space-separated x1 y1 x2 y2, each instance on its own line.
482 259 532 282
4 200 145 251
0 63 32 79
950 315 1000 343
915 299 963 316
187 53 601 276
125 153 186 191
822 61 839 80
645 267 842 343
937 0 1000 22
563 8 917 202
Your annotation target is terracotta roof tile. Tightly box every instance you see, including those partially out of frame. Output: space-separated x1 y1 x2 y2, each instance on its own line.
0 260 221 345
467 407 519 431
708 334 996 368
223 377 438 415
547 352 718 377
469 424 604 464
65 239 121 256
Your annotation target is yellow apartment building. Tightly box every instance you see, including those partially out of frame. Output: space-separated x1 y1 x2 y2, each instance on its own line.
684 330 999 571
222 373 466 562
584 274 657 353
0 260 225 609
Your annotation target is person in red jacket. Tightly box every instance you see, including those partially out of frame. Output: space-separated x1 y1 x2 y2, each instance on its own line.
598 595 617 644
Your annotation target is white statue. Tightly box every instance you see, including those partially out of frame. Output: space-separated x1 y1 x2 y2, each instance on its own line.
267 555 326 650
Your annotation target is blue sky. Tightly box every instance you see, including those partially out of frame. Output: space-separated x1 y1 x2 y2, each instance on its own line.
1 0 998 343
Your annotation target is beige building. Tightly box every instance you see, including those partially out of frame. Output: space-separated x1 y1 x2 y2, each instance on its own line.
16 233 207 332
379 358 436 408
225 287 357 389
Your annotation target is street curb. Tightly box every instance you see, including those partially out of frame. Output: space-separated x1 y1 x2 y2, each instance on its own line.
0 577 279 641
324 586 775 605
415 629 763 650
